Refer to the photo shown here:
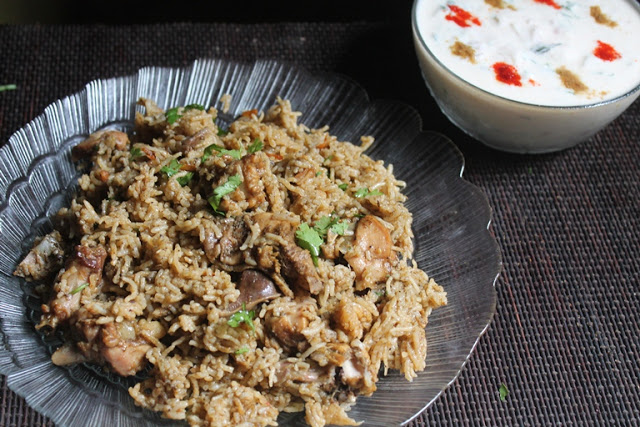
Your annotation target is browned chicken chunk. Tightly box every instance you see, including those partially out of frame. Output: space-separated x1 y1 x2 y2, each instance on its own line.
252 213 323 294
71 130 129 161
14 231 65 281
332 299 374 341
202 217 249 266
265 297 316 353
100 322 151 377
180 127 214 153
344 215 396 290
40 244 107 329
240 153 268 209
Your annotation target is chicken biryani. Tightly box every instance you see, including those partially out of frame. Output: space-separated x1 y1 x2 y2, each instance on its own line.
14 97 447 427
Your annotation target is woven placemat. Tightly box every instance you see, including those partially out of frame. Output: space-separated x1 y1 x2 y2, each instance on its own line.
1 22 639 426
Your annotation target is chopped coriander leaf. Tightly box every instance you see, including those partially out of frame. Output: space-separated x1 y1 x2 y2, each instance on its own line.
218 148 243 160
130 146 143 160
227 303 256 332
354 187 383 198
208 174 242 214
234 346 250 355
314 215 347 237
338 183 348 191
184 103 205 111
316 170 323 177
70 283 89 295
176 172 194 187
202 144 215 162
323 155 334 165
0 84 17 92
204 144 242 160
295 223 323 266
328 221 348 235
160 159 181 177
374 289 386 297
217 128 229 136
166 107 181 124
499 383 509 402
247 138 263 154
313 216 334 235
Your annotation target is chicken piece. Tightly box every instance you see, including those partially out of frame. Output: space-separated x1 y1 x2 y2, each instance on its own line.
202 217 249 266
240 153 268 209
137 97 165 117
14 231 65 281
341 356 367 390
274 360 329 385
253 212 297 238
309 342 373 393
279 243 323 294
100 322 151 377
51 343 87 366
71 130 129 161
332 299 374 341
265 298 316 353
252 213 323 294
344 215 397 290
40 245 107 329
181 127 213 154
222 270 280 314
134 99 166 142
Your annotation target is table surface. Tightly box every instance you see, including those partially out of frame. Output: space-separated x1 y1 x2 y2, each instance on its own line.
0 21 639 426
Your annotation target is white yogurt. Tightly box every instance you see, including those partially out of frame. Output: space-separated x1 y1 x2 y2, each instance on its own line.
414 0 640 106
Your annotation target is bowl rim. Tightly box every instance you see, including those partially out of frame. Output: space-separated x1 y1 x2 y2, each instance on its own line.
411 0 640 111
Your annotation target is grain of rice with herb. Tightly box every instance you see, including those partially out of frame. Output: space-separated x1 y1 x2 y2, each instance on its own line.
15 97 446 427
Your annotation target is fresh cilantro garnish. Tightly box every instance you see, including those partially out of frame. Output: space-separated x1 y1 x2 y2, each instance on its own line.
130 146 143 160
313 215 347 237
328 220 348 235
247 138 263 154
295 223 324 267
227 303 256 333
323 155 334 165
374 289 386 298
160 159 181 177
295 215 348 266
338 183 348 191
0 84 17 92
70 283 89 295
499 383 509 402
217 128 229 136
203 144 242 161
316 170 323 177
208 174 242 214
166 107 181 124
234 346 250 355
176 172 194 187
202 144 215 162
354 187 383 198
184 103 205 111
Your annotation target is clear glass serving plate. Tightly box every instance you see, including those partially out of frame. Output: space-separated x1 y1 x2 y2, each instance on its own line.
0 59 500 426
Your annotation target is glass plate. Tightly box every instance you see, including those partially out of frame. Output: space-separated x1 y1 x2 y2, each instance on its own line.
0 59 500 426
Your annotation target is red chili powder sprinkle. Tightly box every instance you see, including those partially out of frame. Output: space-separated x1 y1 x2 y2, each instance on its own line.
534 0 561 9
594 40 621 61
445 5 482 28
492 62 522 86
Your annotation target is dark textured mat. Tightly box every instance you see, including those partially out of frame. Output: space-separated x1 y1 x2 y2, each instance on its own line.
1 22 639 426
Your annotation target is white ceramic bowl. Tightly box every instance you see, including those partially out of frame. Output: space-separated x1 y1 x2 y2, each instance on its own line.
411 0 640 154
